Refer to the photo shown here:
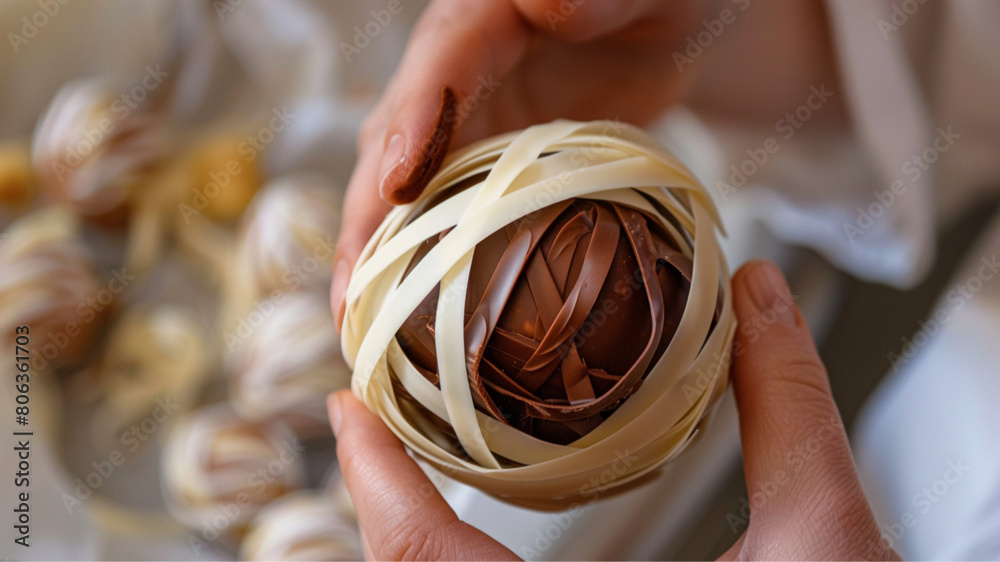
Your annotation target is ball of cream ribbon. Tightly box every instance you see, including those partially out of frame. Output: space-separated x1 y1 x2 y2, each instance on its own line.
342 120 736 505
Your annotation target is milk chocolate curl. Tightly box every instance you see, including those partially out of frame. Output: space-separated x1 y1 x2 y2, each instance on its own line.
398 199 692 444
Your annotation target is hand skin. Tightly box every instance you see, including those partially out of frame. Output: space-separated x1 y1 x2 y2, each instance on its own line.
329 0 844 328
329 260 899 561
330 1 865 558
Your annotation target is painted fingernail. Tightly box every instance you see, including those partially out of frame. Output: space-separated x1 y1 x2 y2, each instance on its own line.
378 133 407 201
328 393 343 436
746 261 797 326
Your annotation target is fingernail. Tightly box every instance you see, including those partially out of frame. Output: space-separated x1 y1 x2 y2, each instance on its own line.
378 133 407 200
746 261 797 326
328 393 343 436
332 259 350 332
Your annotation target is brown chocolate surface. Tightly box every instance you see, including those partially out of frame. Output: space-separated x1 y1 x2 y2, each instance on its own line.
396 197 692 445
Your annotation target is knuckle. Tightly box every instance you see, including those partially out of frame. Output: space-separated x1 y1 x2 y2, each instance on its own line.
739 337 831 402
770 360 829 399
391 520 459 561
798 477 878 546
764 341 829 393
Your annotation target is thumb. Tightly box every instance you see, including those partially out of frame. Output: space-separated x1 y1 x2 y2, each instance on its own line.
328 391 518 561
728 261 881 546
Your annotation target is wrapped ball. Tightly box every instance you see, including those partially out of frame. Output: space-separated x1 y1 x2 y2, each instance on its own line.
162 405 307 535
228 292 351 435
236 174 340 296
342 121 736 504
0 207 105 372
31 80 168 221
83 307 209 447
239 491 362 561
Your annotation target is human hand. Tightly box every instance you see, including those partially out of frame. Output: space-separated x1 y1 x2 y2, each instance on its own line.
330 0 714 327
328 259 897 560
718 260 895 560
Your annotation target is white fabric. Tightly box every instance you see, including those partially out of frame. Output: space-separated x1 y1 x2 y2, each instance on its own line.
704 2 1000 289
855 212 1000 560
702 5 1000 554
826 2 1000 559
718 2 1000 556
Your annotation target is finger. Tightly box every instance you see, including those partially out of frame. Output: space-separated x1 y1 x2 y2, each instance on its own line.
333 0 534 326
333 0 533 328
335 0 679 327
331 144 391 330
328 390 519 561
378 0 676 190
729 261 876 529
373 0 532 205
512 0 673 42
360 529 374 561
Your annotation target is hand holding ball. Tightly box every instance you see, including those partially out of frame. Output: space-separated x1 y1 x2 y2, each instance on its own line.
341 121 735 505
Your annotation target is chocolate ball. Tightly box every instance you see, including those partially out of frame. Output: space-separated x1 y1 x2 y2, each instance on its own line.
239 491 362 561
162 405 306 537
31 79 168 222
342 120 735 504
397 196 693 445
0 207 106 373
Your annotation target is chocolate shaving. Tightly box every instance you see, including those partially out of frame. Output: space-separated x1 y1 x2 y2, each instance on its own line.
396 198 693 445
